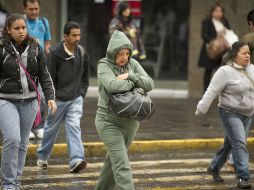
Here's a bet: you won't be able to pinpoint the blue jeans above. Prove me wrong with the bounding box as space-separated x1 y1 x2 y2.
228 113 252 165
37 96 85 167
0 99 37 189
210 107 251 180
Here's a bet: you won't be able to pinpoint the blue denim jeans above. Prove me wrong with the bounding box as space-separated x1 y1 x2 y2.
0 99 37 189
210 107 251 180
228 113 252 165
37 96 85 167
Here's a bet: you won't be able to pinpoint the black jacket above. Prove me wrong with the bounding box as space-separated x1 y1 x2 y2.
198 17 230 69
47 42 89 101
0 38 55 101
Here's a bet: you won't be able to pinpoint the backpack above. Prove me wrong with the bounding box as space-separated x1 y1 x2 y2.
78 45 85 57
40 17 48 34
78 44 89 61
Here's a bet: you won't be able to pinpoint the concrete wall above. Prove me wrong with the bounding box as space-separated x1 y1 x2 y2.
1 0 61 43
188 0 254 97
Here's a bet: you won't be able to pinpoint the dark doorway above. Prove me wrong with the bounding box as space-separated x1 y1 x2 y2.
142 0 190 80
68 0 190 80
68 0 112 76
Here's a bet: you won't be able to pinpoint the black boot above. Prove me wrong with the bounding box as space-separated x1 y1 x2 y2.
237 178 252 189
207 167 224 182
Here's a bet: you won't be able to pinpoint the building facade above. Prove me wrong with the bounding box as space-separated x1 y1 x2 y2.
2 0 254 97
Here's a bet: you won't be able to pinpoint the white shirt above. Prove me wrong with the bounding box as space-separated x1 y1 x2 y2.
212 18 225 32
63 42 74 57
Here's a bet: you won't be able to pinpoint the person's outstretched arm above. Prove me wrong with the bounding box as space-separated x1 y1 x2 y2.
196 67 228 115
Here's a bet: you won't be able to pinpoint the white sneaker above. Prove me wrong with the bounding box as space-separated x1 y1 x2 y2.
29 131 35 139
37 128 44 139
37 159 48 169
69 160 87 173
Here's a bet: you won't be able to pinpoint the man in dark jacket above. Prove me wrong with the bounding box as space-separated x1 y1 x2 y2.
37 21 89 173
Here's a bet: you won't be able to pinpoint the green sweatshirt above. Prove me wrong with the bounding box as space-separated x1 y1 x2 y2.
97 30 154 117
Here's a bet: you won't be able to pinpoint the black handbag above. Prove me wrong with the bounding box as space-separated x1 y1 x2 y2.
109 88 154 121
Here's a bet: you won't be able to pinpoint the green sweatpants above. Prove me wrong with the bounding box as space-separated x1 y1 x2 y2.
94 113 139 190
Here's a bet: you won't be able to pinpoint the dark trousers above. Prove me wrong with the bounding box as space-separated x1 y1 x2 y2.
203 68 213 93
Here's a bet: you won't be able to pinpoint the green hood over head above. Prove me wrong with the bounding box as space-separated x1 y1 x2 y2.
106 30 133 63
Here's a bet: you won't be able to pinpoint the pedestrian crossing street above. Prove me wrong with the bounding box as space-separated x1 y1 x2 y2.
21 158 254 190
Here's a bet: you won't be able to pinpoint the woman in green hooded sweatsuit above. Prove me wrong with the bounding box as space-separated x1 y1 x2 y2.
94 30 154 190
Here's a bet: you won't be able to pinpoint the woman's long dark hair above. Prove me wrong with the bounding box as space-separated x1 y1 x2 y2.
221 41 249 66
2 14 34 43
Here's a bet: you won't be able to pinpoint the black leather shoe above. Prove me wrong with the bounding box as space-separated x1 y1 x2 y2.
237 178 252 189
207 167 224 182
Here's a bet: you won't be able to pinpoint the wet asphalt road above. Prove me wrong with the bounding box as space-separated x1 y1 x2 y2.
21 97 254 189
2 97 254 189
22 150 254 190
28 97 254 144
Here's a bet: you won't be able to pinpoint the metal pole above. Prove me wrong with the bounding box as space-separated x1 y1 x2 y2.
60 0 68 41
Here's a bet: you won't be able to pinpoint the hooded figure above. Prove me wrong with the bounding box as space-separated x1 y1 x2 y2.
94 30 154 190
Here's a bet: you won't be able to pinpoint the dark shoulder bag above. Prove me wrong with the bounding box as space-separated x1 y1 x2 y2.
109 87 154 121
102 61 154 121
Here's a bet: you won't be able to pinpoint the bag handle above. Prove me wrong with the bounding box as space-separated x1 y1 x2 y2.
15 58 40 96
14 50 42 128
15 57 41 112
231 64 254 87
241 70 254 87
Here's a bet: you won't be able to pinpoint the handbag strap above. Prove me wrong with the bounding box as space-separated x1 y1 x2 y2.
241 70 254 87
15 57 40 99
230 63 254 87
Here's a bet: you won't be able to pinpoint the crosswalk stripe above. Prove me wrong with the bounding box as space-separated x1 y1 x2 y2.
150 185 233 190
22 167 254 181
21 158 254 189
24 158 254 172
24 158 213 171
21 174 253 189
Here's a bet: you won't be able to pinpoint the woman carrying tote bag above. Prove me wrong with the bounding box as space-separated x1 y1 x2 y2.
94 30 154 190
198 2 231 93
